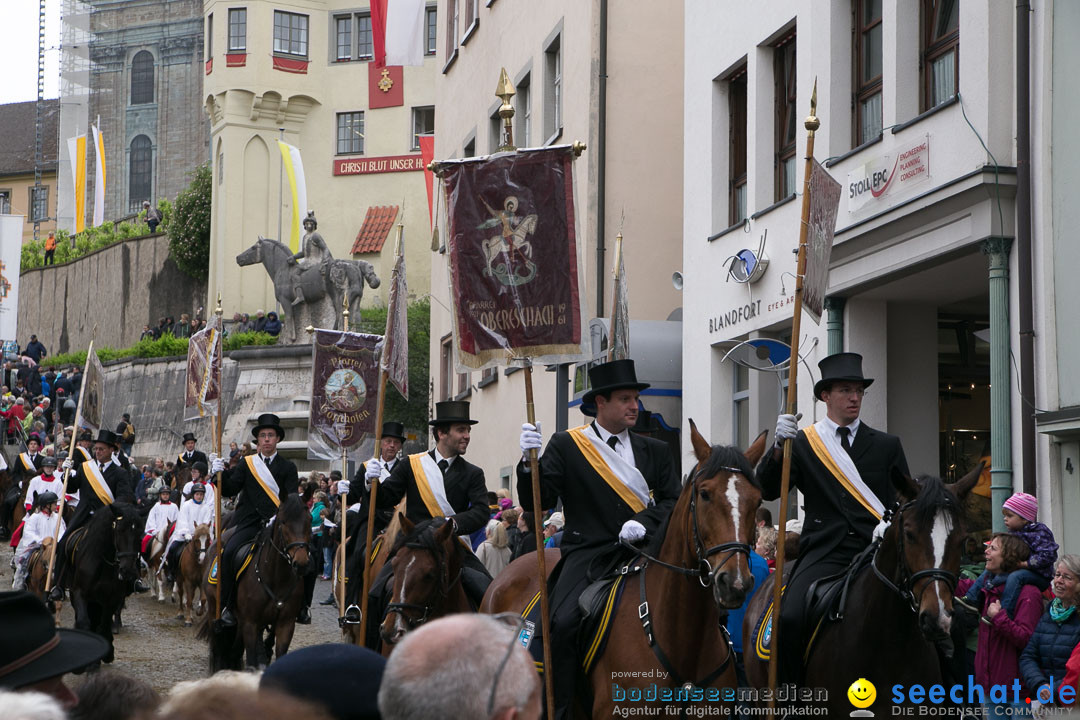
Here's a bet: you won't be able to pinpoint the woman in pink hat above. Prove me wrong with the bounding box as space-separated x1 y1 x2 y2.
960 491 1059 617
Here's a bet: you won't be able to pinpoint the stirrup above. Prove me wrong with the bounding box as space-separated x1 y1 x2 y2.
341 604 362 626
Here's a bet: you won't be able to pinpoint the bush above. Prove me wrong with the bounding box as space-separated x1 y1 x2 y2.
167 164 212 280
19 200 170 271
41 331 278 370
352 298 431 434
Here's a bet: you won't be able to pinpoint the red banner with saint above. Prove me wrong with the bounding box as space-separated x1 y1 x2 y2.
308 330 381 461
434 146 586 369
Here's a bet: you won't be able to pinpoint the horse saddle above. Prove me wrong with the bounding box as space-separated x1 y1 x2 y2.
207 540 258 585
576 559 642 674
63 526 90 562
801 544 876 661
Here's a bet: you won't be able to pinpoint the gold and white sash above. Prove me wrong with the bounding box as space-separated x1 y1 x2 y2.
567 425 651 513
19 453 36 472
76 446 92 463
408 453 455 518
804 422 884 520
82 460 115 506
244 455 281 507
0 451 7 471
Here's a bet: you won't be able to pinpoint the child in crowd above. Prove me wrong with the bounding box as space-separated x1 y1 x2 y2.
960 491 1058 615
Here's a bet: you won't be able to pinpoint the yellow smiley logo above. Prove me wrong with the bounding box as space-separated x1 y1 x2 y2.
847 678 876 709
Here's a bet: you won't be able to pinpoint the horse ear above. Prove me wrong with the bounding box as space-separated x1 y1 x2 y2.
946 461 984 501
889 465 920 501
398 513 414 536
435 518 455 543
744 430 769 467
689 419 711 464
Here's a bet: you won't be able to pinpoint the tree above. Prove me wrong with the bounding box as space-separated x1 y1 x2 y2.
355 297 431 435
168 163 212 279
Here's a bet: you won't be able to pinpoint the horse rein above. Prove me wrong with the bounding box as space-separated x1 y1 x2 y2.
384 539 463 631
870 501 958 614
255 519 308 609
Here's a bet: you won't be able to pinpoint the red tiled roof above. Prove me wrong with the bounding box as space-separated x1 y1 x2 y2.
351 205 399 254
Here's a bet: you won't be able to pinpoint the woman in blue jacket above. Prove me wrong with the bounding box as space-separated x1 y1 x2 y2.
1020 555 1080 712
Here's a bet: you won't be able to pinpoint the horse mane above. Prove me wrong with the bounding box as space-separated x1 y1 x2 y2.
79 502 137 561
389 517 451 559
909 474 961 529
646 444 758 555
192 523 212 542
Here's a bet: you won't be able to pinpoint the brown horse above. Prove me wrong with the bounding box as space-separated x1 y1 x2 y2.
340 499 406 647
479 548 561 613
177 523 212 627
197 493 310 670
25 537 62 622
481 421 766 717
378 515 473 655
742 466 981 715
144 523 174 603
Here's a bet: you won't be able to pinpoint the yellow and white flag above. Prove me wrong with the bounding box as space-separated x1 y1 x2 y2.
277 140 307 253
92 125 106 227
67 135 87 233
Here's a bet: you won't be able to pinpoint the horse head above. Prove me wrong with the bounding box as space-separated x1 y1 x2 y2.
271 494 311 573
193 523 212 564
880 463 981 652
110 503 143 584
236 236 289 269
677 419 767 610
381 515 460 647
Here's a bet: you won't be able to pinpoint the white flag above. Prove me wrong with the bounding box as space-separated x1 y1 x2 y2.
92 124 106 227
385 0 426 67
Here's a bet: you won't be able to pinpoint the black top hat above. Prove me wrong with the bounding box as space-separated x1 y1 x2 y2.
813 352 875 398
0 591 109 689
26 434 42 446
182 432 197 443
428 400 478 426
582 359 650 405
94 429 121 449
381 421 406 441
252 413 286 440
78 430 93 442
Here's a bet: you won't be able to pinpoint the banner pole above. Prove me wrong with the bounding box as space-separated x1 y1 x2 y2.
214 293 225 620
45 337 96 594
607 232 623 362
767 79 819 703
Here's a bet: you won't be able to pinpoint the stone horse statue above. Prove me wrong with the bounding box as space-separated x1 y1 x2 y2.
236 237 381 344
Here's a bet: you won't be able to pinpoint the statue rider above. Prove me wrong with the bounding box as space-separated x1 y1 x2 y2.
288 211 332 306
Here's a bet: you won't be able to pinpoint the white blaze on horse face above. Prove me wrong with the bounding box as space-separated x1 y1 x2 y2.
395 556 417 635
930 509 953 632
725 477 745 589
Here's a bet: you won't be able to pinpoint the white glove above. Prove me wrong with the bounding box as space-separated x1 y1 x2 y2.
208 452 219 466
619 520 646 543
520 422 542 455
62 458 74 471
337 479 351 495
364 460 383 490
210 457 225 474
774 413 802 443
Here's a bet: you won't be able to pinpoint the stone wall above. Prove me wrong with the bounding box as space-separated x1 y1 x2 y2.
18 233 206 355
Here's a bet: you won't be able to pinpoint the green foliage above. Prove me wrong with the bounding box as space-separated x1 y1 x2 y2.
167 163 212 280
41 331 278 370
353 298 431 435
20 199 172 271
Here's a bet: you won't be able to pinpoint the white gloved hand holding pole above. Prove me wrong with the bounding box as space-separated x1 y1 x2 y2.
619 519 646 543
210 457 225 475
774 413 802 444
520 422 542 460
62 458 74 472
337 479 351 496
364 459 383 490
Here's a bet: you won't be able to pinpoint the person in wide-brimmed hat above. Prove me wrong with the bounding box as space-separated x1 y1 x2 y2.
353 402 493 645
177 431 209 470
0 590 108 706
516 358 681 718
759 351 910 685
208 413 299 627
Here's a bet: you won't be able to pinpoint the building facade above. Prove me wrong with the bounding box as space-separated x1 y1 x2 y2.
429 0 686 492
683 0 1077 553
0 100 58 244
203 0 437 318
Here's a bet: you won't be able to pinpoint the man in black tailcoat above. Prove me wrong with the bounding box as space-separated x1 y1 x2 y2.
176 432 209 470
0 434 46 540
517 358 681 720
210 413 299 627
757 351 910 684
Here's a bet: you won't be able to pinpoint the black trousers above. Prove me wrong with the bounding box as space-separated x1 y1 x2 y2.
219 518 262 609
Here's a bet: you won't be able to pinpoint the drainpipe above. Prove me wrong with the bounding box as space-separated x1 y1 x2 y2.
1016 1 1036 495
595 0 608 315
825 297 845 355
984 238 1014 533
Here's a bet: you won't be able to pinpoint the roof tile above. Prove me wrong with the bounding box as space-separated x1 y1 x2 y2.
351 205 399 254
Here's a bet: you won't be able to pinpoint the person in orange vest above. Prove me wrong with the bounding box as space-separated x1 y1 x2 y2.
44 232 57 265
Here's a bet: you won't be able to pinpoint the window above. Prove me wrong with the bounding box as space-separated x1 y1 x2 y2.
411 106 435 150
274 11 309 57
490 110 502 153
480 367 497 388
336 112 364 155
218 150 224 184
335 15 352 60
29 186 48 222
129 135 152 212
516 74 531 147
228 8 247 51
462 0 478 40
445 0 459 59
130 51 154 105
426 7 437 55
456 368 470 398
544 37 562 142
0 190 10 215
774 35 797 200
922 0 958 109
440 336 453 401
855 0 883 144
733 362 750 450
357 13 373 61
463 137 475 158
728 66 747 225
206 14 213 60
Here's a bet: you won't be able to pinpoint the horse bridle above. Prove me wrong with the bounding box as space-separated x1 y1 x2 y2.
871 501 958 614
625 464 754 587
384 540 463 631
254 519 308 609
269 520 308 570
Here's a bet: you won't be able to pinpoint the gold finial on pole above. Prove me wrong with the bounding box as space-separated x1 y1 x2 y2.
805 78 820 134
342 291 350 330
496 67 516 152
215 291 223 318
